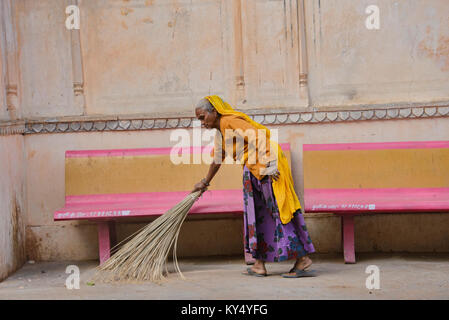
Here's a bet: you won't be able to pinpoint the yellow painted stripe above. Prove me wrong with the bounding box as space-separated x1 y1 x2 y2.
66 155 241 196
65 150 291 196
303 148 449 189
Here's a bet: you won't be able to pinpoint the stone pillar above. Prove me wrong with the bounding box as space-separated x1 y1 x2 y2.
0 0 20 121
297 0 310 104
232 0 245 105
68 0 86 115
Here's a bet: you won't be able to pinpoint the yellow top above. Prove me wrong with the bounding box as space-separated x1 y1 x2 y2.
205 95 301 224
214 113 272 181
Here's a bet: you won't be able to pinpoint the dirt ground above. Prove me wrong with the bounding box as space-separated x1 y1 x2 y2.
0 253 448 300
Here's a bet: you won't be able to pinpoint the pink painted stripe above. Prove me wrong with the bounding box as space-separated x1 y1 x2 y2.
303 140 449 151
54 189 243 220
66 146 213 158
304 188 449 213
66 143 290 158
63 190 240 205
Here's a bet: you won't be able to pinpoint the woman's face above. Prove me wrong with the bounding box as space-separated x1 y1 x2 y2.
195 107 220 129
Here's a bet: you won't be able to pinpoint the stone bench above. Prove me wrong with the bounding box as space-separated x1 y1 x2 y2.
54 143 291 264
303 140 449 263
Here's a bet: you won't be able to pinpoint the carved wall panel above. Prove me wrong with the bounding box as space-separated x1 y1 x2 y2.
239 0 308 109
80 0 233 115
16 0 81 117
305 0 449 107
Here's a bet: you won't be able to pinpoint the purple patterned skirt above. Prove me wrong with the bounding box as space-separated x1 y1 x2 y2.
243 166 315 262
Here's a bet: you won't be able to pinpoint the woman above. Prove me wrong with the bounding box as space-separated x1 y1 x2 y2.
192 95 315 278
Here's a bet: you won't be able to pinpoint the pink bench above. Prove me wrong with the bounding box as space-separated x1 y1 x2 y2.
303 140 449 263
55 144 292 264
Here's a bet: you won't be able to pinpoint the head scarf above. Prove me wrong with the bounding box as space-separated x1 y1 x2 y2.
205 95 301 224
205 95 271 138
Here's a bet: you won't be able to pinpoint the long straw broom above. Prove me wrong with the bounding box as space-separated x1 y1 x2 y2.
92 191 202 283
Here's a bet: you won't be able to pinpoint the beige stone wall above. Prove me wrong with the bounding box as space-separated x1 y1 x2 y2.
13 0 310 117
77 0 309 114
0 135 26 281
8 0 449 118
305 0 449 107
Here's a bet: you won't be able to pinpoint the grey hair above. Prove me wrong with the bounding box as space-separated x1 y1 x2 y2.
196 98 215 113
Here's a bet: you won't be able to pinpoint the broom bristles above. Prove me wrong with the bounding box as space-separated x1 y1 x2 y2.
92 191 201 283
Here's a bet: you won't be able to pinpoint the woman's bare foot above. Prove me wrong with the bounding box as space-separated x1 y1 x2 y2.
245 259 267 275
281 255 312 278
294 255 312 271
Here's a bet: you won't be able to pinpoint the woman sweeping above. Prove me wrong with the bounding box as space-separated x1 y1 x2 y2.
192 95 315 278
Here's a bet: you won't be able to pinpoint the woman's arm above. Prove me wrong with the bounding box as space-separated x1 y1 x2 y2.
192 161 222 193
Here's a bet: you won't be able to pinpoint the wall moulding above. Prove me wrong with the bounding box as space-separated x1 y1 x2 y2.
0 102 445 135
0 120 25 136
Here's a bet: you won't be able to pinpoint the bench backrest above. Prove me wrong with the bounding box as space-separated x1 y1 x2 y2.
303 141 449 213
65 143 292 197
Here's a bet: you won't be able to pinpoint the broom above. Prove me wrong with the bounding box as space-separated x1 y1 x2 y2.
92 190 202 283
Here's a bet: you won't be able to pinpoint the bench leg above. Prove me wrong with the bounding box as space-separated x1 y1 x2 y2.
97 221 116 265
341 215 356 264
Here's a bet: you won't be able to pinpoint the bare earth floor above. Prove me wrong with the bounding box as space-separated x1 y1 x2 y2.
0 253 448 300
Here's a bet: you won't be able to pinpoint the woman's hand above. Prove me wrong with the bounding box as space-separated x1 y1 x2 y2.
192 179 209 194
271 170 280 181
265 160 280 181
